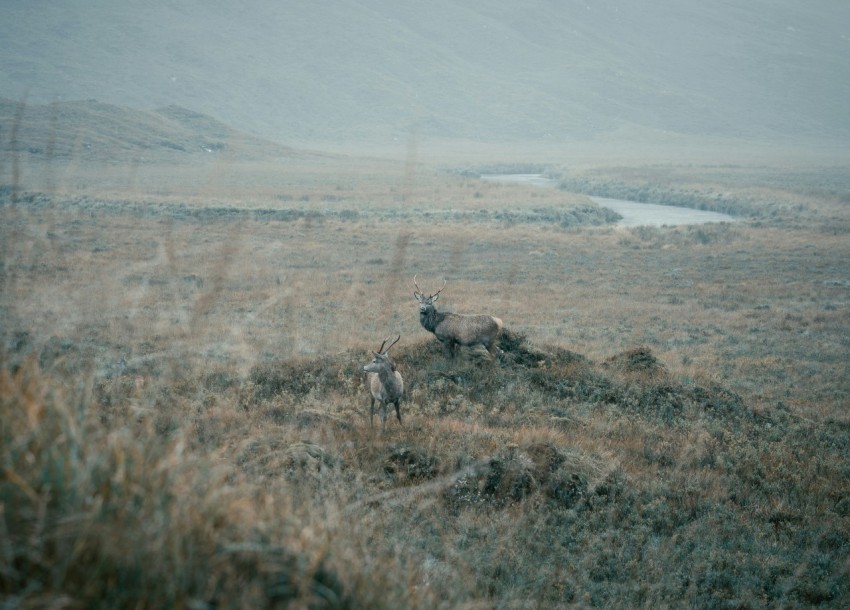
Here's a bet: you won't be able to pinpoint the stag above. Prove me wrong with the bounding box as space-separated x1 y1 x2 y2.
413 276 503 359
363 335 404 430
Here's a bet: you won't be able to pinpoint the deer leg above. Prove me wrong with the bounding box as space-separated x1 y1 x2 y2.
379 401 388 430
370 398 375 427
394 400 402 424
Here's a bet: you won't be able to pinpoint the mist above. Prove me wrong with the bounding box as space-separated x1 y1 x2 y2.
2 0 849 156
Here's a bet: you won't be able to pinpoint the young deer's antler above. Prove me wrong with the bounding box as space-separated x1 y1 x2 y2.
383 335 401 353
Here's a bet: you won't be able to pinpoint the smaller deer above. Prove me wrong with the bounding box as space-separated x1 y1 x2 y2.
363 335 404 430
414 276 503 359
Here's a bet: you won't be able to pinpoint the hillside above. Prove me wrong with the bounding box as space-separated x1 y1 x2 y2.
2 0 849 148
0 98 299 163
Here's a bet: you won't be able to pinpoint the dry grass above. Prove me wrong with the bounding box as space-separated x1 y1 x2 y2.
2 156 849 608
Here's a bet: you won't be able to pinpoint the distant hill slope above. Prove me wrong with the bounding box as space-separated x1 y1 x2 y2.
0 99 298 163
1 0 848 147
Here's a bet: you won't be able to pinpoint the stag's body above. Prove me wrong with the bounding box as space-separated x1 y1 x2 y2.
414 277 503 358
363 336 404 429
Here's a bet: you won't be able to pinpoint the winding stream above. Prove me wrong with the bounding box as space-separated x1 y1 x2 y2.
480 174 735 227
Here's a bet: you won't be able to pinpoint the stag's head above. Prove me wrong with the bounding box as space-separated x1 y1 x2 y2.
413 275 446 314
363 335 401 374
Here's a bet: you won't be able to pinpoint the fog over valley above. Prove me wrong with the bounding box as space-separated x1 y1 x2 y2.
2 0 849 157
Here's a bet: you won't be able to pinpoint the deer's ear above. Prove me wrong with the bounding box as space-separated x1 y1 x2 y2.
433 293 439 302
414 291 422 300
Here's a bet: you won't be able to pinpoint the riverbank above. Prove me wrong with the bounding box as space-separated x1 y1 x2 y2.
481 173 736 227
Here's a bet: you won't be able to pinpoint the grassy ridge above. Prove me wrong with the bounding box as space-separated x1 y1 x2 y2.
0 98 299 164
4 330 847 607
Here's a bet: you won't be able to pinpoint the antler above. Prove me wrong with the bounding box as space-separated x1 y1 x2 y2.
377 335 401 354
413 275 447 299
432 279 447 299
384 335 401 353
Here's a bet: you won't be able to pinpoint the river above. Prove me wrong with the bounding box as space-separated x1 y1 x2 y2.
480 174 735 227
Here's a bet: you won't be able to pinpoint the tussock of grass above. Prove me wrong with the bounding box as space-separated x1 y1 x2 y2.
1 360 349 609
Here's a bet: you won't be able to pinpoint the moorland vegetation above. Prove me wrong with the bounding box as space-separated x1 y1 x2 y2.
2 143 849 608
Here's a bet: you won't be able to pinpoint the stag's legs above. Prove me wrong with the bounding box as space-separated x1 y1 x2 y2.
371 400 401 431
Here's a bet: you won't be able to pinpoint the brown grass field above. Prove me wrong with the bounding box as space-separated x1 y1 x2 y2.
2 153 849 608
